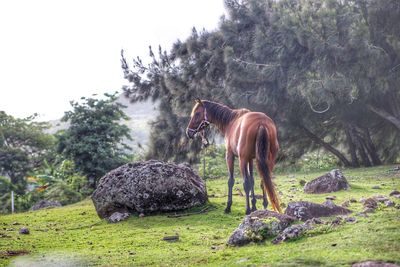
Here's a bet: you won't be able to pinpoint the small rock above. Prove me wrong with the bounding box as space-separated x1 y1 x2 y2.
19 227 30 235
330 216 343 226
12 222 20 225
388 166 400 172
163 235 179 242
384 200 395 207
371 186 381 190
139 213 145 218
345 217 357 223
304 169 349 194
299 179 307 186
363 198 378 210
107 212 130 223
373 195 389 203
389 190 400 197
350 198 357 203
326 196 336 200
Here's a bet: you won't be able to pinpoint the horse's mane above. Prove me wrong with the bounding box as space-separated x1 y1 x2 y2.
203 101 249 131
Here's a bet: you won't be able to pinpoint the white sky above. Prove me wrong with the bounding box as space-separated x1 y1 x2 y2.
0 0 225 121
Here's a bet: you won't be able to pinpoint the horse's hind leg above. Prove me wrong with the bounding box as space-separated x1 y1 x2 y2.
224 150 235 213
248 160 257 212
240 158 251 215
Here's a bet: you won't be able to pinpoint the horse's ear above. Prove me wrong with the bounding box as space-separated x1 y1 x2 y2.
195 98 203 106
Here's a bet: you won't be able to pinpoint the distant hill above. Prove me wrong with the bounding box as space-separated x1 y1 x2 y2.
46 94 159 150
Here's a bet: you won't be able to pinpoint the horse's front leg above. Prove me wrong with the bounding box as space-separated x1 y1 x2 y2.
240 158 251 215
224 150 235 213
248 160 257 212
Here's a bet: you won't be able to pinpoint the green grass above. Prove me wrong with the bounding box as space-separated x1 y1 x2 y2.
1 165 399 266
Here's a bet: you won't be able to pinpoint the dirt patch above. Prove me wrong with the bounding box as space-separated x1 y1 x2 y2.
0 233 11 238
0 250 30 258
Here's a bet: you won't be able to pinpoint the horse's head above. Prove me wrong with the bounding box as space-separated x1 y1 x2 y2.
186 99 209 140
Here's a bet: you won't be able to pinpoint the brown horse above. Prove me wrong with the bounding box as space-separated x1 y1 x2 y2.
186 99 281 214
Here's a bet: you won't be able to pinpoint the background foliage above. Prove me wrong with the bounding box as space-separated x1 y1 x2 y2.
121 0 400 166
57 93 133 188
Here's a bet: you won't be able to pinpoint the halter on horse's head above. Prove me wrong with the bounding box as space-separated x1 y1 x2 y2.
186 99 210 146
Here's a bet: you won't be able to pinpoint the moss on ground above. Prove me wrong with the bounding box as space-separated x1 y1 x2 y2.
1 166 399 266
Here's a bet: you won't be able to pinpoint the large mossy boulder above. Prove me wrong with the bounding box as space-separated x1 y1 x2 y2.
92 160 207 220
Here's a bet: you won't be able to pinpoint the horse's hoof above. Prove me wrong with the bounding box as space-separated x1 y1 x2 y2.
251 207 257 212
224 208 231 214
245 209 251 215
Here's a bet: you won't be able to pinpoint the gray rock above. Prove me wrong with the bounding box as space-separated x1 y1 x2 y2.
350 198 357 203
272 223 312 244
330 216 343 226
384 200 395 207
107 212 130 223
19 227 29 235
352 261 400 267
373 195 390 203
92 160 207 219
227 210 296 246
345 217 357 223
304 169 350 194
362 198 378 210
31 200 62 211
389 190 400 198
285 201 352 221
388 166 400 172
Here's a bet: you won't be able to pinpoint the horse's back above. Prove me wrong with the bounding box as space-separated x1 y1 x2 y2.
227 111 278 158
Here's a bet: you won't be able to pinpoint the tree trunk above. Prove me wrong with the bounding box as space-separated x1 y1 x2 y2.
356 135 372 167
345 125 360 167
300 125 351 167
367 104 400 131
358 127 382 166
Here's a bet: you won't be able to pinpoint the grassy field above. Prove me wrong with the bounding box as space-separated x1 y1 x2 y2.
1 165 399 266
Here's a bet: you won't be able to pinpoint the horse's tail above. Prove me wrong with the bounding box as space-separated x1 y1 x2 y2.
255 125 282 213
